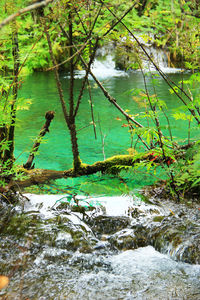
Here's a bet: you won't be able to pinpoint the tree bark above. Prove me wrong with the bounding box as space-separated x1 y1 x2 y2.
23 111 55 170
68 121 81 171
3 19 20 166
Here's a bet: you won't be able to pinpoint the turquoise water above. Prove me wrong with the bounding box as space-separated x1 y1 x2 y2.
15 71 198 194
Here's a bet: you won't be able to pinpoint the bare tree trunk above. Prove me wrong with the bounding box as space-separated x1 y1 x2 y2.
44 15 81 172
67 11 81 172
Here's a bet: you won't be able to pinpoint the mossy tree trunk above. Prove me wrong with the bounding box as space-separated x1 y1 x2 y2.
3 16 20 167
23 111 55 170
10 148 185 189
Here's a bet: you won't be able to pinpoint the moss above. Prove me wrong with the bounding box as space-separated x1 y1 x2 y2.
153 216 165 222
73 156 82 172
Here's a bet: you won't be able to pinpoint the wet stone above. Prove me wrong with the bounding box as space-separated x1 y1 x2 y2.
149 215 200 264
87 215 131 235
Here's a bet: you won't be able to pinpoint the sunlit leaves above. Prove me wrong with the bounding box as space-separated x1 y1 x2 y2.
16 98 32 111
173 112 191 121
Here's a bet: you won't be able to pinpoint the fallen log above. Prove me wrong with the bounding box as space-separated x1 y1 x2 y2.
9 152 173 189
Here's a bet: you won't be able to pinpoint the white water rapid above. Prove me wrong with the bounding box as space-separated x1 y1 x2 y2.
73 39 184 80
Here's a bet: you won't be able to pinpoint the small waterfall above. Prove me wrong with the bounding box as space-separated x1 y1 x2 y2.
75 44 127 79
72 38 183 80
143 47 168 70
142 46 183 73
90 54 127 79
135 34 183 73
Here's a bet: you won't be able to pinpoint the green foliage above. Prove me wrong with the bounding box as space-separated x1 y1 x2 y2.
171 72 200 126
0 159 27 187
55 194 100 211
173 144 200 195
1 0 199 72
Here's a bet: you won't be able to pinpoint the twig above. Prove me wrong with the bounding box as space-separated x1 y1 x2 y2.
0 0 55 29
74 38 99 117
87 79 97 139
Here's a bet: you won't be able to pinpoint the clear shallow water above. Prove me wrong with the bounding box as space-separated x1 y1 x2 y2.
15 70 199 194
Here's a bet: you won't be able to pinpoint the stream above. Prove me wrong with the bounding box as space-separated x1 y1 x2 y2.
0 54 200 299
0 192 199 299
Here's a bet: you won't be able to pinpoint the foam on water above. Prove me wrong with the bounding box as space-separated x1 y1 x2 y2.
73 54 127 79
68 246 200 299
24 193 165 218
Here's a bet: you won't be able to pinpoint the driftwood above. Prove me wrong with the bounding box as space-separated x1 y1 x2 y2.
23 111 55 170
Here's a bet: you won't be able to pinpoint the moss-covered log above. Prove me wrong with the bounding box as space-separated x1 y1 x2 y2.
8 142 193 190
8 151 176 190
9 154 140 189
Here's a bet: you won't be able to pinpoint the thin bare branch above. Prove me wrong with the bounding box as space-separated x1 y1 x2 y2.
87 78 97 139
103 1 137 37
0 0 55 30
74 38 99 117
81 57 144 129
44 22 69 124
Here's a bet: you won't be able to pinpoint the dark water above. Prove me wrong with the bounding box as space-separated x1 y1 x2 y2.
15 70 197 194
